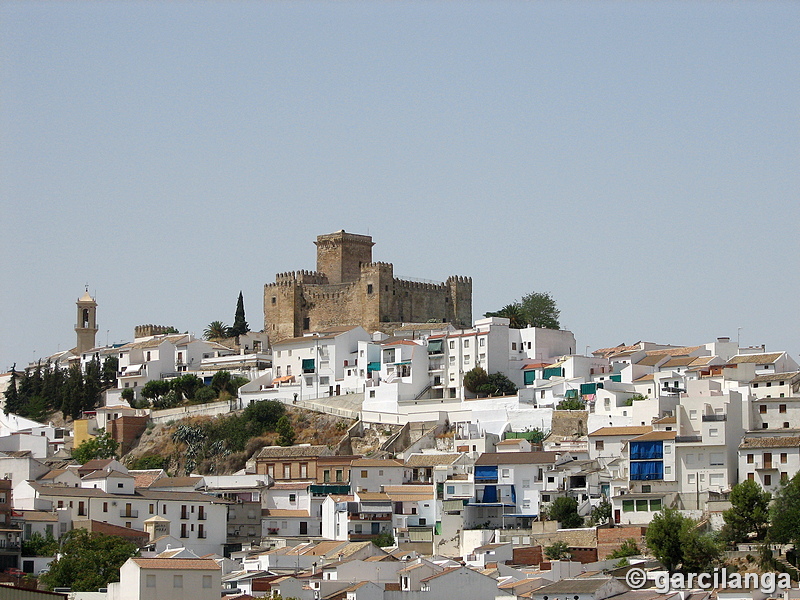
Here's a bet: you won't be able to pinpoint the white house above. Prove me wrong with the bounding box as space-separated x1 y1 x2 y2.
107 556 221 600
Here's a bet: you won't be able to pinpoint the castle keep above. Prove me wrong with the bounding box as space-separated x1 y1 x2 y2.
264 231 472 341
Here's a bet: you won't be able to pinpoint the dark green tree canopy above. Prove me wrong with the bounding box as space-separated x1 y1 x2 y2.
39 529 139 591
721 479 771 544
485 291 561 330
548 496 583 528
72 429 119 464
230 291 250 337
645 508 722 573
769 472 800 544
204 320 229 340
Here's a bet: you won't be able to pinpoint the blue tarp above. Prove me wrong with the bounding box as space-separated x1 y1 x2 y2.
631 461 663 480
482 485 498 503
475 465 498 482
630 440 663 460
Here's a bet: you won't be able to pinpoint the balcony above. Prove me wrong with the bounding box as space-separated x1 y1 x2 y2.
675 435 703 443
198 512 207 520
267 528 279 535
349 513 392 521
120 509 138 518
756 463 777 471
180 512 189 520
702 414 727 422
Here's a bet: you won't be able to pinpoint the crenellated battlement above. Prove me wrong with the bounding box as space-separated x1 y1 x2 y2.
274 270 329 285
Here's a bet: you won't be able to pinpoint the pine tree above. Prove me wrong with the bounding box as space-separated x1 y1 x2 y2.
4 365 19 415
230 291 249 337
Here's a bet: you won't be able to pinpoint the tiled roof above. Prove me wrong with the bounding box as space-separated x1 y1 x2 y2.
632 373 655 382
273 327 359 346
739 436 800 449
645 346 703 357
727 353 784 365
630 431 676 441
132 557 220 570
270 481 313 490
20 510 58 522
750 371 800 383
129 469 167 488
148 476 202 488
653 416 676 424
262 509 310 517
404 454 461 467
256 445 335 459
356 492 390 501
474 451 559 465
83 469 133 480
635 355 665 367
589 426 652 437
536 578 614 594
351 458 403 468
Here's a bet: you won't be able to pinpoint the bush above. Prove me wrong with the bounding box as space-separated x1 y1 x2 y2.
194 386 217 404
129 455 166 470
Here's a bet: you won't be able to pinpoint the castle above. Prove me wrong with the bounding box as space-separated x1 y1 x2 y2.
264 231 472 341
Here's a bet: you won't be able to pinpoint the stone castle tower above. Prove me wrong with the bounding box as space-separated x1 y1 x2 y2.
75 288 98 354
264 230 472 341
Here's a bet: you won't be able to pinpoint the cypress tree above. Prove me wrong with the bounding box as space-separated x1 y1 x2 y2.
230 291 249 337
4 365 19 415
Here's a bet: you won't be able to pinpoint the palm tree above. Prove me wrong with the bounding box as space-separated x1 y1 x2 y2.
204 321 229 340
485 303 525 329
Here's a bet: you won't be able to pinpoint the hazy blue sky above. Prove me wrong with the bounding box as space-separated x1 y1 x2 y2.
2 2 798 371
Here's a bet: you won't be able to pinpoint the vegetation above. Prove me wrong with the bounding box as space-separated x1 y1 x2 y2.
39 529 139 592
588 500 612 526
5 357 116 420
768 472 800 546
230 291 250 336
645 508 722 573
607 538 640 560
721 479 771 545
170 400 286 474
485 291 561 330
556 397 585 410
276 415 296 446
548 496 583 528
463 367 518 396
22 531 58 557
128 455 167 470
204 320 229 340
71 429 119 463
544 540 572 560
372 531 395 548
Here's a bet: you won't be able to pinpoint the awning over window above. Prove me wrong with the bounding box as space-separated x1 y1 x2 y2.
272 375 296 384
442 499 467 512
475 466 498 482
302 358 315 372
427 340 444 354
367 362 381 374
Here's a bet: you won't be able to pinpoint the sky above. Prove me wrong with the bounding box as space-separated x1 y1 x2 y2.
1 1 798 372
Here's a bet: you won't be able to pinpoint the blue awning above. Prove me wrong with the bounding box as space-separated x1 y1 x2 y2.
475 465 498 482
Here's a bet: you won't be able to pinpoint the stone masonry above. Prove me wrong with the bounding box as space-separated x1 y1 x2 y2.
264 230 472 341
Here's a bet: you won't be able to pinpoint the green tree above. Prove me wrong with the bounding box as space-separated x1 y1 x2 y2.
548 497 583 528
589 500 612 526
607 538 640 560
211 370 232 395
276 415 296 446
22 531 58 557
769 472 800 545
72 429 118 464
120 388 134 403
372 531 395 548
557 397 585 410
230 291 250 337
477 372 517 396
463 367 489 394
194 386 217 403
204 321 229 340
485 304 526 328
243 400 285 429
721 479 771 545
170 374 204 401
4 364 19 415
545 540 572 560
39 529 138 592
485 291 561 330
644 508 721 573
101 356 119 389
141 379 171 403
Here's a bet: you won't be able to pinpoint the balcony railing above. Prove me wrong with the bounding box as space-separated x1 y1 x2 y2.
120 509 138 518
702 414 727 422
675 435 703 443
349 513 392 521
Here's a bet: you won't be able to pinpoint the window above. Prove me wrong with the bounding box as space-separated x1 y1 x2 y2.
464 340 469 349
367 284 373 294
748 473 755 481
710 453 724 466
272 296 277 304
369 390 375 398
760 405 767 414
595 440 604 451
300 463 308 478
782 472 789 482
449 341 455 350
463 355 470 363
361 470 368 478
323 470 331 483
203 575 212 589
622 500 634 512
511 343 517 350
501 469 510 478
146 575 156 588
785 422 791 428
283 464 291 478
709 428 719 437
688 474 696 484
689 410 697 420
447 485 455 494
522 479 530 489
480 338 486 347
780 404 787 413
149 504 154 514
276 366 282 377
641 485 651 493
174 575 183 588
665 466 671 475
781 453 788 463
289 494 296 503
103 502 108 512
664 444 672 454
765 474 772 486
335 469 343 482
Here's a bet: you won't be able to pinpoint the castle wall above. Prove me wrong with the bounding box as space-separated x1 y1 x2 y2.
264 233 472 340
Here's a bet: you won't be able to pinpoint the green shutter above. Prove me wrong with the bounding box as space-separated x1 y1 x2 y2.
524 370 537 385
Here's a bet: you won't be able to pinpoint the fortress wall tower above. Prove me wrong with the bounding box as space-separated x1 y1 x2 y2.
315 230 374 285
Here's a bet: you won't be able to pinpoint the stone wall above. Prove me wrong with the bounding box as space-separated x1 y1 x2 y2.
596 525 647 559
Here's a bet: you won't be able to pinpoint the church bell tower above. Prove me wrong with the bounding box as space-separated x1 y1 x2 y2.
75 288 98 354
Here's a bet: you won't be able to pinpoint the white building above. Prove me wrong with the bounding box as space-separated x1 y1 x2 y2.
107 556 221 600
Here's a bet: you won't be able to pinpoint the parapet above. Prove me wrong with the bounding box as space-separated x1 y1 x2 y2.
134 324 176 339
